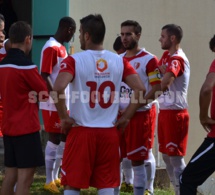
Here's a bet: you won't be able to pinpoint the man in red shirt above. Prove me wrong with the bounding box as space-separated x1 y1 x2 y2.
180 35 215 194
0 21 48 195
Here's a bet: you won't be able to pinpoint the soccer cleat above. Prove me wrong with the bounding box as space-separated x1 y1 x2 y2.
120 181 133 193
54 178 62 187
44 181 60 193
144 189 153 195
120 182 127 192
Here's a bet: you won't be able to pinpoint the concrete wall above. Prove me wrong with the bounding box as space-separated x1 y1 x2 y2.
69 0 215 164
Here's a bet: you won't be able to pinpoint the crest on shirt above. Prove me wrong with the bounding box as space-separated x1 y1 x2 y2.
96 58 108 72
134 62 140 69
60 63 67 70
170 60 179 70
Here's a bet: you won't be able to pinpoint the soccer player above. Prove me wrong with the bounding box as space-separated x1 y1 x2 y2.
119 20 161 195
157 24 190 195
0 21 48 195
179 35 215 195
53 14 146 195
39 16 76 193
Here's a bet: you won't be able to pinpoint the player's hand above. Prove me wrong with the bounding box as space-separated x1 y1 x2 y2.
61 117 78 135
114 116 130 133
200 116 215 133
159 65 167 74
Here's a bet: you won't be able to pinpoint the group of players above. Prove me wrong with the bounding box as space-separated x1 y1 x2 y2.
0 12 215 195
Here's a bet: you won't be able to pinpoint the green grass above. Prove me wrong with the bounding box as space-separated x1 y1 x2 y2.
30 175 174 195
0 174 174 195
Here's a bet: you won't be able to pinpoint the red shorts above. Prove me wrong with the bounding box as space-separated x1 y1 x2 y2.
158 109 189 156
42 110 61 133
120 107 156 161
61 126 120 189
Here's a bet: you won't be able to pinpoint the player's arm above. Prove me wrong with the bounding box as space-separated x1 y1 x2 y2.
41 72 53 92
53 72 72 119
199 72 215 132
53 56 76 134
161 72 175 92
144 58 162 104
40 47 57 92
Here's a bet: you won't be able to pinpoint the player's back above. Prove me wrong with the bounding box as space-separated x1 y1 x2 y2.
67 49 125 127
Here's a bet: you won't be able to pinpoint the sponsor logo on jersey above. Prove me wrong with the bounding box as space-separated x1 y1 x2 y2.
96 58 108 72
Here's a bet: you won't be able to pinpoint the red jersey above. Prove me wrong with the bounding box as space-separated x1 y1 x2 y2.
0 48 48 136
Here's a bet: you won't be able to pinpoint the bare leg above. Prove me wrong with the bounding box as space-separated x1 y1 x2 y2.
0 167 17 195
15 167 35 195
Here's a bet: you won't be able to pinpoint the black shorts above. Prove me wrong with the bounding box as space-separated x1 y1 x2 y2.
3 131 45 168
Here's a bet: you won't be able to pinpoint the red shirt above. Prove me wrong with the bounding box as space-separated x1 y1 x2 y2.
0 48 48 136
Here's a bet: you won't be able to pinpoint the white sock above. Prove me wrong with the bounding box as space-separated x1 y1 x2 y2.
170 156 186 195
132 164 146 195
122 158 133 184
144 149 156 192
162 154 176 192
45 141 58 184
53 141 65 180
98 188 114 195
64 189 80 195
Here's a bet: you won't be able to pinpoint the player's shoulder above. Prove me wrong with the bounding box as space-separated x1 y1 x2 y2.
42 37 61 50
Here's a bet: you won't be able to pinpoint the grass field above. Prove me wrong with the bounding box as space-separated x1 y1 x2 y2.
0 168 174 195
29 174 174 195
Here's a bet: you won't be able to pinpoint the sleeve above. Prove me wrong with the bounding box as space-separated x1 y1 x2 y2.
146 57 161 85
166 56 184 77
122 58 137 81
24 67 48 93
209 59 215 73
59 55 76 80
40 47 57 74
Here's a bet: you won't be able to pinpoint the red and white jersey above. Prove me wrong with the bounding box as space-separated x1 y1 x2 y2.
60 50 137 127
39 37 69 111
158 49 190 110
119 48 161 111
0 48 48 136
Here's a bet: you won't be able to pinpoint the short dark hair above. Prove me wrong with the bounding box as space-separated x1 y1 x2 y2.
121 20 142 34
9 21 32 43
162 24 183 43
58 16 76 30
209 35 215 52
80 14 105 44
113 36 123 51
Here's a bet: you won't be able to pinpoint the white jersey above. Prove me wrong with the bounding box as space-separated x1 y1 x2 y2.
158 49 190 110
60 50 136 127
39 37 69 111
119 48 160 111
